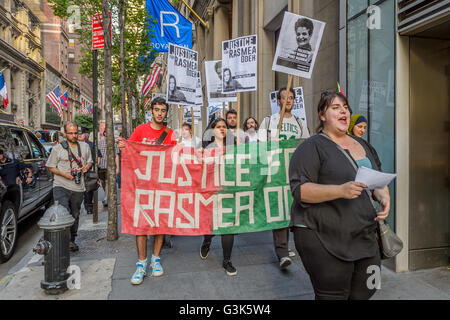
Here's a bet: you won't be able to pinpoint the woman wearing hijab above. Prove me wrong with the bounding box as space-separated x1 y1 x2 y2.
348 114 368 138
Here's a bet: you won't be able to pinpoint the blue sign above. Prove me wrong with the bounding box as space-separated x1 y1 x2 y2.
145 0 192 52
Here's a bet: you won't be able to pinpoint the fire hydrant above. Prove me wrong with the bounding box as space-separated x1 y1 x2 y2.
33 201 74 295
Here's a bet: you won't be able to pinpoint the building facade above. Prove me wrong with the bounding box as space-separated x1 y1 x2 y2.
0 0 45 128
161 0 449 272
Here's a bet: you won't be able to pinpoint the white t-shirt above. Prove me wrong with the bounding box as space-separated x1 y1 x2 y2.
258 113 310 141
181 136 202 148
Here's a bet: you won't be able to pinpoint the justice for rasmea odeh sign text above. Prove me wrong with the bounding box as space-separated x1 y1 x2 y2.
272 12 325 79
222 35 258 93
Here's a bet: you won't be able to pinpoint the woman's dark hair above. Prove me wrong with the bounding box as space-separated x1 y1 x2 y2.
316 91 351 133
210 117 228 130
242 117 259 131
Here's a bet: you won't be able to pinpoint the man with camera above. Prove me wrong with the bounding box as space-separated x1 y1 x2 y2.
47 122 93 251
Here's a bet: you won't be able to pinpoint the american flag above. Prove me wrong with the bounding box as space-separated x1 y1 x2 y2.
87 104 93 114
141 62 162 97
46 85 62 117
81 100 89 114
60 90 69 111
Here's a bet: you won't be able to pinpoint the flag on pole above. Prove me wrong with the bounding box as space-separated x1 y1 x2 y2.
337 82 345 96
81 100 89 114
46 85 62 117
87 104 93 114
0 73 8 108
60 90 69 111
141 62 162 97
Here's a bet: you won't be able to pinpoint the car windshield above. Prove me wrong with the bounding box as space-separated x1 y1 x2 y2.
36 130 54 143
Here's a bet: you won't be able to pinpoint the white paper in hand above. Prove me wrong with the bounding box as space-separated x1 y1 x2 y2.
355 167 397 190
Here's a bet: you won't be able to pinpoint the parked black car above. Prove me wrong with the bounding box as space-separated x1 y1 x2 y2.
0 122 53 263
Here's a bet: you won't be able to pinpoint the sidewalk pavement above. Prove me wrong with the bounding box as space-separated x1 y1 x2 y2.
0 203 449 300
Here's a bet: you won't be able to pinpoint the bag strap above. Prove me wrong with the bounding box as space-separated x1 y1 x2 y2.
294 115 304 138
62 141 83 169
155 127 169 145
319 132 377 210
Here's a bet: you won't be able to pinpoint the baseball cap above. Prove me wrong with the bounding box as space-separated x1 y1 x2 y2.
78 127 89 134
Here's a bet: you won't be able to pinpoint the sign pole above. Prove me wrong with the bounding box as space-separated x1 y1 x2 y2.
276 74 293 140
190 105 194 140
222 102 225 119
178 105 183 143
92 49 99 224
236 93 240 145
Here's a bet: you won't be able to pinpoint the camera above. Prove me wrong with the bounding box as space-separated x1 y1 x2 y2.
71 170 82 184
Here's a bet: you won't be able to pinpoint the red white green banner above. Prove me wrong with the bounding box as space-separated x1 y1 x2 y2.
121 139 301 235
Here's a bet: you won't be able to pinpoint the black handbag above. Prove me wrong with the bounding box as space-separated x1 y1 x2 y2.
319 133 403 259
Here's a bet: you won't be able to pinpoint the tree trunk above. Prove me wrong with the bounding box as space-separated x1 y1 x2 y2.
102 0 118 241
119 0 128 139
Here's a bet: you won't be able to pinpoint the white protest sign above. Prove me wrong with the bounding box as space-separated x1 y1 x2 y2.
195 72 203 106
272 12 325 79
222 35 257 93
167 43 198 105
183 105 201 124
205 60 237 104
152 92 166 101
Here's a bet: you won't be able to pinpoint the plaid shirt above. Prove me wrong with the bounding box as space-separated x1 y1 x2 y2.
98 138 118 169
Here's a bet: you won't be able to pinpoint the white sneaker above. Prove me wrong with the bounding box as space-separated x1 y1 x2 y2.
280 256 292 269
288 249 296 257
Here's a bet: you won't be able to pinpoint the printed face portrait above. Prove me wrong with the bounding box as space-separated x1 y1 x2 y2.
169 76 176 91
223 69 231 83
296 26 312 48
215 62 222 80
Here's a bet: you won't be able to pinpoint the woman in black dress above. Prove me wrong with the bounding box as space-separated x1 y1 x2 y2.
289 91 390 300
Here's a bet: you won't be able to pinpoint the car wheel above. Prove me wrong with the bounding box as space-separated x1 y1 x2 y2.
0 201 18 263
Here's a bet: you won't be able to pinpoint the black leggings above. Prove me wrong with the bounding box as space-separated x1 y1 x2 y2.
293 227 380 300
203 234 234 261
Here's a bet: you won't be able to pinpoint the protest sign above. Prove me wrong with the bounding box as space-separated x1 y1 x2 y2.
183 105 201 124
195 72 203 106
221 35 258 93
152 92 166 101
145 110 152 123
272 12 325 79
121 139 302 235
207 103 229 124
205 60 237 103
167 43 198 105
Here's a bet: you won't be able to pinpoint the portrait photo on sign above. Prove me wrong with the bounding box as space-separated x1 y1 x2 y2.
222 35 258 93
205 60 237 104
166 43 198 105
272 12 325 79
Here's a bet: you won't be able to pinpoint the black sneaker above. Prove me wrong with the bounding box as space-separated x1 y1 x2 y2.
223 260 237 276
69 241 79 252
200 242 210 260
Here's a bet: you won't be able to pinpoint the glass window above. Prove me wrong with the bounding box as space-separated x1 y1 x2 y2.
26 132 44 159
10 129 32 160
348 0 368 18
347 14 368 117
369 0 396 227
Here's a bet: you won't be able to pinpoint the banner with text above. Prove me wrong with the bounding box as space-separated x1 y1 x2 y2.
121 139 302 236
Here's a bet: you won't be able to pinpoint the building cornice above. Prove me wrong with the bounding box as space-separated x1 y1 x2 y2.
0 38 44 75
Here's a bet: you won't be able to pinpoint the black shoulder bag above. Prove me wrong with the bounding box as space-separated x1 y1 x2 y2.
319 133 403 260
61 141 100 192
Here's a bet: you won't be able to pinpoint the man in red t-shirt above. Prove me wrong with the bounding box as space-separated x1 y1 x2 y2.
118 97 176 285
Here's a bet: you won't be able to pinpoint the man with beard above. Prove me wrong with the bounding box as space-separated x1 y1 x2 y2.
118 97 176 285
47 122 93 251
242 117 259 143
225 109 246 144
